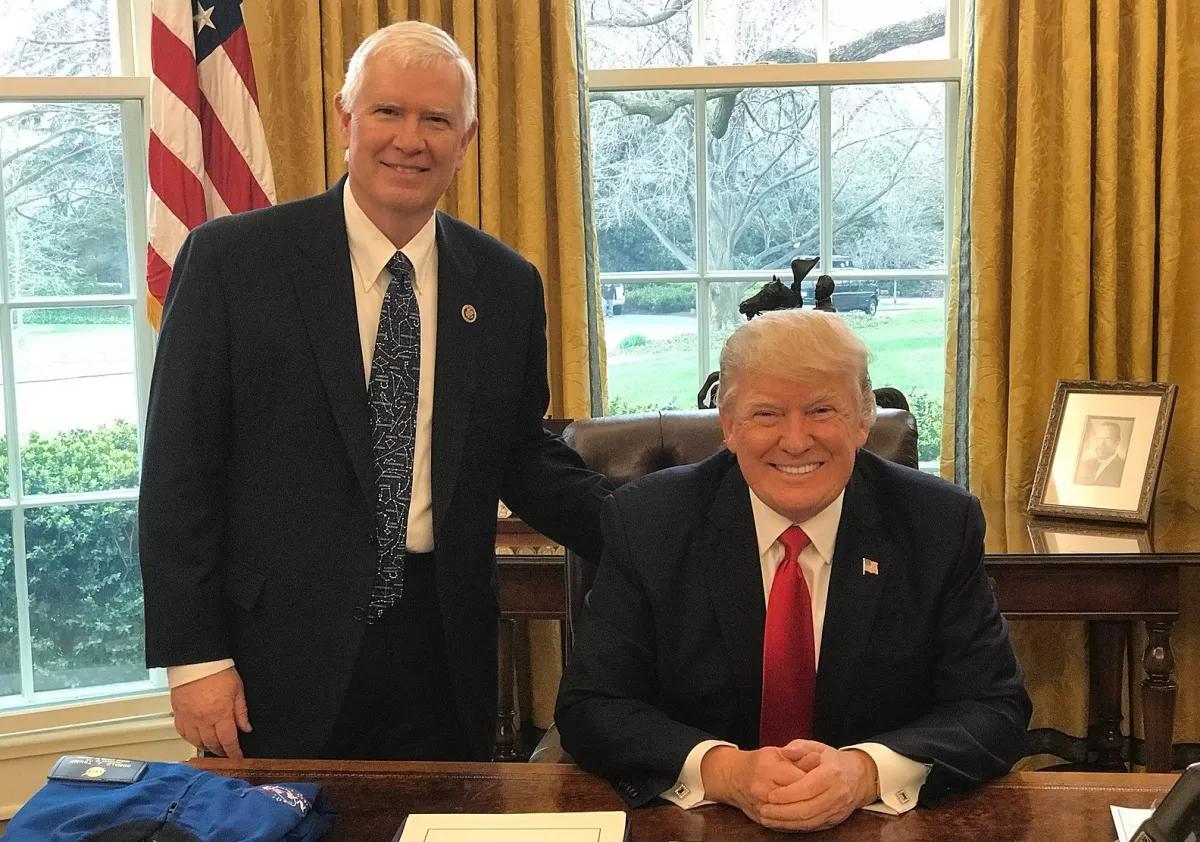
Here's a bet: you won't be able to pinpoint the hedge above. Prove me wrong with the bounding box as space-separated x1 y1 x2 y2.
0 420 144 695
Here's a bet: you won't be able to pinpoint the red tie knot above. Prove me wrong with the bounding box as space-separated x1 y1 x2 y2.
778 525 811 564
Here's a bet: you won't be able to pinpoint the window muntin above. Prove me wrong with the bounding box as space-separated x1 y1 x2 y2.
0 2 152 711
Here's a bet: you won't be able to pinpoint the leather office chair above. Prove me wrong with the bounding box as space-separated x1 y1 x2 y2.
529 404 918 762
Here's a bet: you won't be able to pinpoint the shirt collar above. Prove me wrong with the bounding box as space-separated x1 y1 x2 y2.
748 487 844 566
343 182 438 293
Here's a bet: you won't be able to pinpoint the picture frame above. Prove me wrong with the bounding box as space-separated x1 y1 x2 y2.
1027 519 1152 555
1028 380 1177 524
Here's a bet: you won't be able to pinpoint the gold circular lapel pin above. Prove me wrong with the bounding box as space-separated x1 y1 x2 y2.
461 304 477 323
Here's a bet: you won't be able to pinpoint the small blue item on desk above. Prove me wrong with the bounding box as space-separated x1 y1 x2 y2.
6 755 335 841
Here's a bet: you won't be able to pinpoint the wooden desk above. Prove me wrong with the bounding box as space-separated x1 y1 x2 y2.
983 499 1200 772
190 760 1174 841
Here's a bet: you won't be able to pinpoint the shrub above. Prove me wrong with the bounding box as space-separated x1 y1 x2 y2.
606 394 680 415
624 284 694 315
20 308 131 326
617 334 648 351
0 420 145 694
905 388 945 463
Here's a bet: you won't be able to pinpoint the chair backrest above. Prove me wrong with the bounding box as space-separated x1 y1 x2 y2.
561 406 918 652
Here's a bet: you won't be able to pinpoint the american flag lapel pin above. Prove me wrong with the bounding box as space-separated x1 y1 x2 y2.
862 558 879 576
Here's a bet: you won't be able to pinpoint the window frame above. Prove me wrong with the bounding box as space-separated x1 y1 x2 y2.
0 0 160 715
586 0 963 406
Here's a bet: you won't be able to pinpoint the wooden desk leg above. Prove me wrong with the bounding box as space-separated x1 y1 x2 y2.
1141 621 1177 772
492 619 520 762
1088 620 1128 771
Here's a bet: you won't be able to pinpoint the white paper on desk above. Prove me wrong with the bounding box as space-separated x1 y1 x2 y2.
394 811 627 842
1111 805 1153 842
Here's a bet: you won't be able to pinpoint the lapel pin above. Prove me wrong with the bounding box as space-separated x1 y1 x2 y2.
862 558 879 576
461 304 477 323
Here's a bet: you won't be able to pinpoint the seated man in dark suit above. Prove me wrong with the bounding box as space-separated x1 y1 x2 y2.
556 309 1031 832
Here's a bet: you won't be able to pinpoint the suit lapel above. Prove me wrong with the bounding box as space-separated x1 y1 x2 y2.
813 460 896 740
703 457 768 744
430 213 482 539
291 180 375 507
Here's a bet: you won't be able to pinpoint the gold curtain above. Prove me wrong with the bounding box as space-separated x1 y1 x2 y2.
243 0 600 420
948 0 1200 757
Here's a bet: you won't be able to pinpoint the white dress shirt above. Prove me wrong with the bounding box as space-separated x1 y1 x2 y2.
662 488 931 815
167 184 439 688
1090 453 1119 482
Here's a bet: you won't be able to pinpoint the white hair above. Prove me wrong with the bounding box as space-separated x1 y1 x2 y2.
718 309 877 427
340 21 477 125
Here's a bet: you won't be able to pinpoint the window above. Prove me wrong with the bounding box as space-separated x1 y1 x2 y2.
0 0 156 710
585 0 959 466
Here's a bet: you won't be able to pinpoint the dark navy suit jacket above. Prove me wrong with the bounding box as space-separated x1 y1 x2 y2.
139 179 609 759
556 448 1030 806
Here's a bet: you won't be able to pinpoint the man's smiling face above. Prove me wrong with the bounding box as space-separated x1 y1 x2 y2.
720 371 869 523
337 55 476 238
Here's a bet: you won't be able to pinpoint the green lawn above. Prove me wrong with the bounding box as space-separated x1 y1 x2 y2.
608 308 947 412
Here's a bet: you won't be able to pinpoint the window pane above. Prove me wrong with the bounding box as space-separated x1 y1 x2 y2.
583 1 694 69
831 83 945 271
27 500 144 692
830 0 948 62
1 101 131 297
0 0 117 76
14 306 139 495
855 303 945 465
702 0 819 66
708 280 764 365
604 283 698 414
590 95 696 272
706 86 820 281
0 511 16 697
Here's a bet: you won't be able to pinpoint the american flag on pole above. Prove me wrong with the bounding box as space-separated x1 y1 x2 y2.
146 0 275 327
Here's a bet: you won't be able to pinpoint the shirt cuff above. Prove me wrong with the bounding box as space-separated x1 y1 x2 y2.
166 659 235 688
845 742 930 815
660 739 736 808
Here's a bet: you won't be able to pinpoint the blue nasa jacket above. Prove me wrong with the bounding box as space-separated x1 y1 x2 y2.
6 757 334 841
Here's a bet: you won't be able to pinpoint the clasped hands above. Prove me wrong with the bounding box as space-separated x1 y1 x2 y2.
700 740 879 832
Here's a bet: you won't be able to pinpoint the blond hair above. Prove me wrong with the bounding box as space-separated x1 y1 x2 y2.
340 21 477 125
718 309 876 425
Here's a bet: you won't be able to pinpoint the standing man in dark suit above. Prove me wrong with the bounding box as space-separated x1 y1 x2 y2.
139 21 609 762
556 309 1030 832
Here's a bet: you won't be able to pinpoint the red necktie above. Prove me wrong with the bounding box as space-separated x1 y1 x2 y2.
760 525 816 747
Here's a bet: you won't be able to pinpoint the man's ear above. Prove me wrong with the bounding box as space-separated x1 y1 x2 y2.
719 407 738 453
335 93 352 146
455 119 479 168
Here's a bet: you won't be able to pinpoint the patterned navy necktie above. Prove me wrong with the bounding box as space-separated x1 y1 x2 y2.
365 251 420 622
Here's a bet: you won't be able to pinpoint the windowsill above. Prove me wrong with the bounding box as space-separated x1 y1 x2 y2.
0 690 171 737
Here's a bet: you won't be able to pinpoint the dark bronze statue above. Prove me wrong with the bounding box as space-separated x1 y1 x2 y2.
814 274 837 312
737 257 818 319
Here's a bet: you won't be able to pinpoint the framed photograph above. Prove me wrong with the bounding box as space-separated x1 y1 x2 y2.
1027 519 1152 555
1028 380 1177 524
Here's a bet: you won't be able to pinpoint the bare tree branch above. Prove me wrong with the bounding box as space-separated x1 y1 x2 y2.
4 141 112 197
588 0 694 28
587 9 946 137
630 201 694 270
